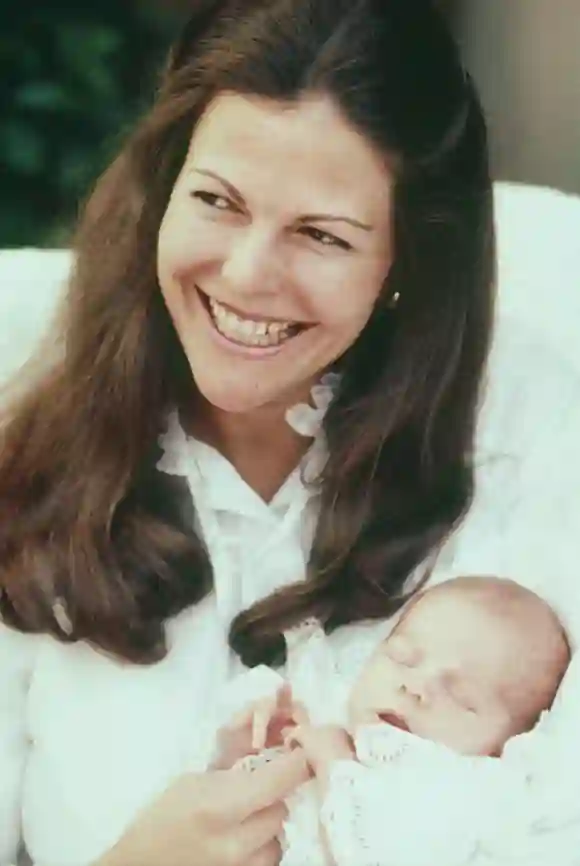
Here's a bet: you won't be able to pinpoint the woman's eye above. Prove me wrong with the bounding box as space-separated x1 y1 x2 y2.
301 226 352 250
191 190 234 211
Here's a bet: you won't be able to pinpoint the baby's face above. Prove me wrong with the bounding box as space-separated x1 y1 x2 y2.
348 589 533 756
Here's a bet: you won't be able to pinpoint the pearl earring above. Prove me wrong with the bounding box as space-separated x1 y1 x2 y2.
53 597 73 635
388 291 401 309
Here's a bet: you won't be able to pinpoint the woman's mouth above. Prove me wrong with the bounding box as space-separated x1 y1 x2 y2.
198 287 309 349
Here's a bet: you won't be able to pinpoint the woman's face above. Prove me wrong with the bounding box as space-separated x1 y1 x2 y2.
157 92 395 414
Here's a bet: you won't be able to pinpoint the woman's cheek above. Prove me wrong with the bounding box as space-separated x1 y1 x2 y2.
309 274 377 333
160 217 222 275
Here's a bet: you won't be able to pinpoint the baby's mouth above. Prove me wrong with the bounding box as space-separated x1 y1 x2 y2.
376 711 410 732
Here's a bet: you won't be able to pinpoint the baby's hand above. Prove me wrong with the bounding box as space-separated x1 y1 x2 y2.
214 683 309 769
284 724 355 781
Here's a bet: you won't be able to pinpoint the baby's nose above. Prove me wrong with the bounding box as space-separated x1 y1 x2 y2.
399 668 436 704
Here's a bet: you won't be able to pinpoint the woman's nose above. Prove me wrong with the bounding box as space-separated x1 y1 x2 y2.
220 226 282 295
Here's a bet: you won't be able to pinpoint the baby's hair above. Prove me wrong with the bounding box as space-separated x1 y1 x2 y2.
431 574 554 614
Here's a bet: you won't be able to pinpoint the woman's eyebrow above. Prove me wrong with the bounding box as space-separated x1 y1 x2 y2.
298 213 374 231
191 168 245 206
190 167 374 231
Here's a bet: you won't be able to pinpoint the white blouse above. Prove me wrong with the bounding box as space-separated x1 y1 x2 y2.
2 313 580 866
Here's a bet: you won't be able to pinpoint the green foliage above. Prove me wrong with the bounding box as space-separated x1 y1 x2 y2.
0 1 178 247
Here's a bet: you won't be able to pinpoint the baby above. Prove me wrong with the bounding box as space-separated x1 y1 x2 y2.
342 574 570 758
215 576 570 866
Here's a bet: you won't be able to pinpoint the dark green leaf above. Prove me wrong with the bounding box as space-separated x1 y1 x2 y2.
15 82 75 112
0 121 47 175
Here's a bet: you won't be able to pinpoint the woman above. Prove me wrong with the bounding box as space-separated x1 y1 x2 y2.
1 1 579 864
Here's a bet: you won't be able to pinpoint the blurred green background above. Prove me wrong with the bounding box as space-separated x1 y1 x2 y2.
1 1 578 248
0 0 188 248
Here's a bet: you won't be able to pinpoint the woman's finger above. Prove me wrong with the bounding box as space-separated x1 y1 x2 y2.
276 681 293 714
263 691 305 748
227 701 260 731
252 696 278 750
223 749 310 821
211 725 257 770
237 801 287 853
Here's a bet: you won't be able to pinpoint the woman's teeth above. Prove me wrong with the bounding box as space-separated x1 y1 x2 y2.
208 296 300 347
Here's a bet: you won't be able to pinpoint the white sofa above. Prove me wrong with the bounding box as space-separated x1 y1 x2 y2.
1 182 579 386
492 182 580 373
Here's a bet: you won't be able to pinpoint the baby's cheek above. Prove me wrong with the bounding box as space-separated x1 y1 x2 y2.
451 714 511 757
411 708 482 755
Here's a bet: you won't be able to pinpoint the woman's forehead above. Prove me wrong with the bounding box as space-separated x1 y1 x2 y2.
185 92 394 219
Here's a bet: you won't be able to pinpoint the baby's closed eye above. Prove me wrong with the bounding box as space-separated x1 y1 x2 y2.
384 634 421 667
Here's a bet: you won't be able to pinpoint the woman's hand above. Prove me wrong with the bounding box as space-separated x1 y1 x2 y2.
213 683 310 767
98 750 310 866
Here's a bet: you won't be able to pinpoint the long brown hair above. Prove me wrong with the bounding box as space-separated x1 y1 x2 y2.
0 0 495 666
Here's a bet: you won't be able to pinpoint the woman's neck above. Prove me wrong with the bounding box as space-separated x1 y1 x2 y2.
184 395 312 502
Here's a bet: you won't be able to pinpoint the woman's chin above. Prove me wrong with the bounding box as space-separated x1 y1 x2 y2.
193 378 282 416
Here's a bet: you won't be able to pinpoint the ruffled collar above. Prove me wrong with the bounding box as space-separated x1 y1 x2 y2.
284 371 340 438
155 371 340 625
156 371 340 515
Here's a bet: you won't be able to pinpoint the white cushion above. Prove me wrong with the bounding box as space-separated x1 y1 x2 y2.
0 247 71 387
493 182 580 373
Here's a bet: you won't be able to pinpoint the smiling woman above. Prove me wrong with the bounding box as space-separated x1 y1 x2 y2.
1 1 580 866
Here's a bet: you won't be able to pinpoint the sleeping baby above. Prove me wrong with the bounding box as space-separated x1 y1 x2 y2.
213 576 570 866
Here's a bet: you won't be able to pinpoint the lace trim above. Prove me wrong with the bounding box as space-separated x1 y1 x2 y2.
281 781 329 866
156 371 339 503
234 746 287 772
319 712 580 866
284 372 340 438
353 722 483 768
320 759 484 866
158 370 340 478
